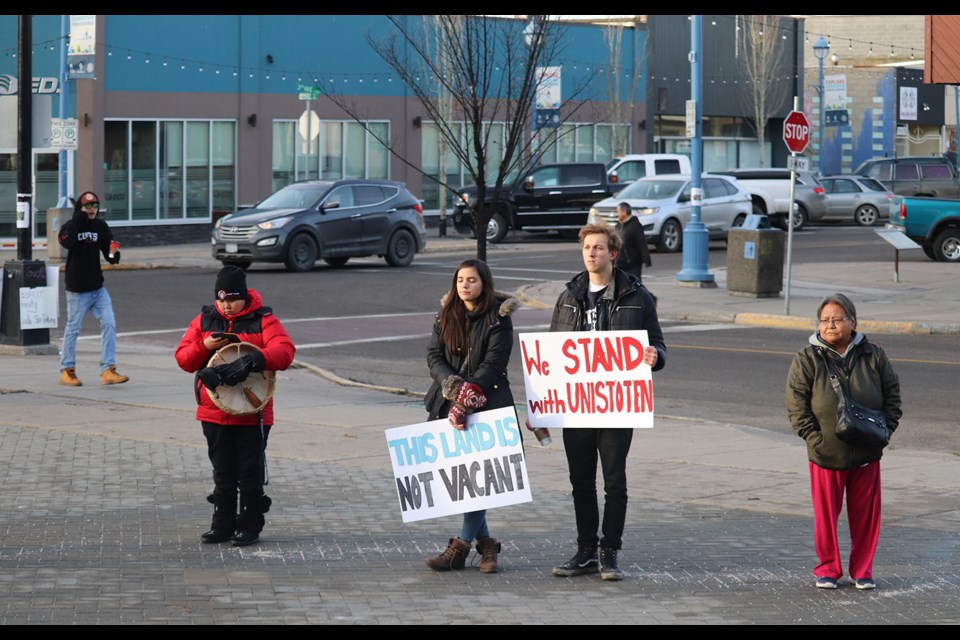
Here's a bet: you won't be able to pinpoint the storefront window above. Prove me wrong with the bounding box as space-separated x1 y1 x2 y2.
345 122 365 179
368 122 389 179
160 121 183 219
185 121 209 219
321 121 342 179
212 121 235 214
0 153 15 238
273 121 295 191
131 121 157 220
104 121 128 221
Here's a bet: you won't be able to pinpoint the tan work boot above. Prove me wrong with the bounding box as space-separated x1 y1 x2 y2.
101 366 129 385
424 537 471 571
475 536 501 573
59 368 82 386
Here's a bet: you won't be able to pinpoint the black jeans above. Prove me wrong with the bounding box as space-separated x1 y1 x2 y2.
202 422 271 496
562 428 634 550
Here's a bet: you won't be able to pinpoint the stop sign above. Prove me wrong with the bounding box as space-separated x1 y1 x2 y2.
783 110 811 154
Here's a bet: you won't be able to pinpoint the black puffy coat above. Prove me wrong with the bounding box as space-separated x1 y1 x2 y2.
425 293 519 421
550 268 666 372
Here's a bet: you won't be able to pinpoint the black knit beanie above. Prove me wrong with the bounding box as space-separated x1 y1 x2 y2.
215 266 248 301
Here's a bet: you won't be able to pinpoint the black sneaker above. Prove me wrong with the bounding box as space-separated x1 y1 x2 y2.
599 547 624 581
552 545 599 577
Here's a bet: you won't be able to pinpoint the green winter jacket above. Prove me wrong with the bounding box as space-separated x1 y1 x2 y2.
786 332 902 471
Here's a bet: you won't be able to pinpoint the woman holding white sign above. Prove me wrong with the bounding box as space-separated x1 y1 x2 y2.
423 259 520 573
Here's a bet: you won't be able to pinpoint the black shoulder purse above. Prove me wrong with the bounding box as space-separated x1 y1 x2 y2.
816 348 890 450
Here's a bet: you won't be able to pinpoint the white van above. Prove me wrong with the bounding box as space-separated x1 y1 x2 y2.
606 153 692 189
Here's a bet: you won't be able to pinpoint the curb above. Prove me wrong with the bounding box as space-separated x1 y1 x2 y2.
293 359 424 398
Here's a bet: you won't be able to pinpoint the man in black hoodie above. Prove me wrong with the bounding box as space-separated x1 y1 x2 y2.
57 191 129 386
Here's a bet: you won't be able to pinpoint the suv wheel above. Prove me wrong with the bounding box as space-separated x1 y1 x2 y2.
486 213 508 244
922 244 936 260
932 228 960 262
854 204 879 227
657 219 682 252
385 229 416 267
284 234 318 272
791 204 808 232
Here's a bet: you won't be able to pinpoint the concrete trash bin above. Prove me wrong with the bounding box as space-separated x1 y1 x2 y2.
726 214 784 298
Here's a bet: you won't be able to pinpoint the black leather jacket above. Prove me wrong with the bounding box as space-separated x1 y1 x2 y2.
550 268 666 372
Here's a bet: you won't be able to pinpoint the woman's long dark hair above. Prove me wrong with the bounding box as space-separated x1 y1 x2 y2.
438 259 496 353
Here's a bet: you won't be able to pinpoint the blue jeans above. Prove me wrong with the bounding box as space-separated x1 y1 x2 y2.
59 288 117 374
459 510 489 543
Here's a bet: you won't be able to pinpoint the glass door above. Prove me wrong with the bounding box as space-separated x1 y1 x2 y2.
34 151 60 246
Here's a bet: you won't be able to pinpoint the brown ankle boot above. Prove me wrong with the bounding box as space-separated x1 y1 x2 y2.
424 537 471 571
475 536 501 573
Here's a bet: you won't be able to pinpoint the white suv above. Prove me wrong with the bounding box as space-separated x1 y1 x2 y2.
588 174 752 252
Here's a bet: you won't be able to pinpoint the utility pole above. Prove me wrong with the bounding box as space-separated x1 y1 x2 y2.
1 15 53 351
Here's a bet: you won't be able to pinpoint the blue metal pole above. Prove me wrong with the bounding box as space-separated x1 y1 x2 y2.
818 55 825 175
676 14 715 285
56 14 70 208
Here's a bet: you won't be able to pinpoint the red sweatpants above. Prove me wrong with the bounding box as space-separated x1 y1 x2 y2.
809 460 882 580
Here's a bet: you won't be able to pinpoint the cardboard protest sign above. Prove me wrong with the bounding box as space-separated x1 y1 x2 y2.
385 406 532 523
520 330 654 430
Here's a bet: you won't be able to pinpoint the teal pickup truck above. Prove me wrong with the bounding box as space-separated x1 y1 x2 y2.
890 196 960 262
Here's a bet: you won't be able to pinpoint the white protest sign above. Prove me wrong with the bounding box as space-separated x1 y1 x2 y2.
385 406 532 524
520 330 654 430
19 286 59 329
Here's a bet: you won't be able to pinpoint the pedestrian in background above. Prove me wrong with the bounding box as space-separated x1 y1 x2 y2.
175 266 296 547
615 202 652 282
423 259 520 573
550 222 665 581
786 293 902 590
57 191 128 387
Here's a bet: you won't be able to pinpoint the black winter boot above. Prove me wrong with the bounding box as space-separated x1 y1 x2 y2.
202 491 237 544
599 547 624 581
232 493 271 547
552 544 599 577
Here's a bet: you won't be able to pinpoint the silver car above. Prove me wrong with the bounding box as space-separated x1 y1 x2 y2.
588 174 752 252
818 175 895 226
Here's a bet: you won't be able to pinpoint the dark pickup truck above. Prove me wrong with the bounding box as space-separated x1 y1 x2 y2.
890 196 960 262
452 162 616 243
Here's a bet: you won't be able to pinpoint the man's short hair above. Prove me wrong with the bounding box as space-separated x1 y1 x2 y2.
617 202 632 215
578 222 622 253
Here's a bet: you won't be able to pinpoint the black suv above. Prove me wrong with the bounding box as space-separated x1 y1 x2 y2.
212 179 427 272
854 156 960 198
452 162 615 242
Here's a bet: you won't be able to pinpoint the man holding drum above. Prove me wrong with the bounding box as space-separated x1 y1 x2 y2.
176 266 296 546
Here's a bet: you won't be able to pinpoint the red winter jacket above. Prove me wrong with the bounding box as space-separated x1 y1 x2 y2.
175 289 296 426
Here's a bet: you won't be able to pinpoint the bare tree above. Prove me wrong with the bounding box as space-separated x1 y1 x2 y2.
602 20 640 158
738 15 790 166
326 15 591 260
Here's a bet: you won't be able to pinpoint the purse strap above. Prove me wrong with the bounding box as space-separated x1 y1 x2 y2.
815 347 849 403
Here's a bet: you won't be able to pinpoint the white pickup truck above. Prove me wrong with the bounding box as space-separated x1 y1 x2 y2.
715 168 826 231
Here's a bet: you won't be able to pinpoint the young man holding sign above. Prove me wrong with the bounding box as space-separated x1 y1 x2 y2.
549 223 666 581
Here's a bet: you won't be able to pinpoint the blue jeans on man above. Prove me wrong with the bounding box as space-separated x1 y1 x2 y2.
60 287 117 373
